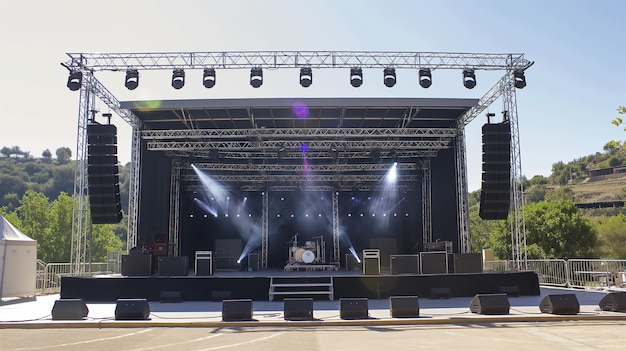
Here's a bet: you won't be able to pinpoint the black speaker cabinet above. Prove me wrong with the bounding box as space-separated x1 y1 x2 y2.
195 258 213 276
420 252 448 274
599 292 626 312
158 256 188 276
452 253 483 273
390 255 420 275
222 299 253 321
121 254 152 276
115 299 151 320
284 298 314 320
470 294 510 315
51 299 89 320
340 298 369 319
389 296 420 318
539 294 580 315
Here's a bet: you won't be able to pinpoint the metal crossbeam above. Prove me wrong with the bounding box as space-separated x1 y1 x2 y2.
141 128 458 139
191 163 419 172
167 150 439 160
180 174 418 183
65 51 531 71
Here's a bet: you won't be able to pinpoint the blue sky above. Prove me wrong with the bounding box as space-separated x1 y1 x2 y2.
0 0 624 191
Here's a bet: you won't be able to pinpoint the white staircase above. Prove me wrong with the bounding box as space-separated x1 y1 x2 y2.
268 276 334 301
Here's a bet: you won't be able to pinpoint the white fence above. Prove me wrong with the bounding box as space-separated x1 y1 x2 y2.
484 259 626 288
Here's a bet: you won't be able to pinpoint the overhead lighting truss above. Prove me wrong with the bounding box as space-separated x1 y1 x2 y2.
64 51 532 71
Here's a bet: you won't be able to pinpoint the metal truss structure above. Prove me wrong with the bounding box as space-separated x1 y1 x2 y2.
64 51 531 272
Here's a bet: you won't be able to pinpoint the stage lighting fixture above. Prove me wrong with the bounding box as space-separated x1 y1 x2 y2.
66 71 82 91
124 69 139 90
171 69 185 89
299 67 312 87
383 68 396 87
419 68 432 88
350 68 363 87
278 146 287 160
513 69 526 89
203 68 216 88
250 67 263 88
462 68 476 89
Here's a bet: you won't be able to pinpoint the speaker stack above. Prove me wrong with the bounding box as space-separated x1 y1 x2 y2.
479 121 511 220
87 123 122 224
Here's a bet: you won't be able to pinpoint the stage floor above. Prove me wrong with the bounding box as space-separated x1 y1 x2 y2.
61 269 541 302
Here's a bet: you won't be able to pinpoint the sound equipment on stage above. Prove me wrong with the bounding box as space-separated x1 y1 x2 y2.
363 249 381 275
539 294 580 315
498 285 520 297
429 287 451 299
598 292 626 312
389 296 420 318
247 253 260 271
420 251 448 274
390 255 419 275
451 253 483 273
121 254 152 276
345 253 361 271
469 293 510 315
222 299 253 321
160 291 182 303
479 121 511 220
87 123 123 224
340 298 369 319
195 251 213 276
51 299 89 320
115 299 151 320
158 256 188 276
284 298 314 320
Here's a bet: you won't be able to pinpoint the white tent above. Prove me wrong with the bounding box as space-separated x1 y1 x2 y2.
0 214 37 299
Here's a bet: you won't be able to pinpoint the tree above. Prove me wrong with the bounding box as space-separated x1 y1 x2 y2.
90 223 124 262
490 200 597 260
55 147 72 164
15 190 53 261
612 106 626 131
594 214 626 259
0 146 11 158
42 149 52 163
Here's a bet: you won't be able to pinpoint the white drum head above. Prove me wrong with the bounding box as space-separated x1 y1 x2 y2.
302 250 316 263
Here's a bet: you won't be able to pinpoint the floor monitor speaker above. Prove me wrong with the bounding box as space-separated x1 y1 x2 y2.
389 296 420 318
51 299 89 320
469 293 510 315
222 299 253 321
115 299 150 320
284 298 314 320
340 298 369 319
539 294 580 315
598 292 626 312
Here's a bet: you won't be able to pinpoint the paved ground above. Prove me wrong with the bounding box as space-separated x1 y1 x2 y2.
1 286 626 350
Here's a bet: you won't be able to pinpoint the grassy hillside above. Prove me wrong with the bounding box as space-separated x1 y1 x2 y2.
570 176 626 203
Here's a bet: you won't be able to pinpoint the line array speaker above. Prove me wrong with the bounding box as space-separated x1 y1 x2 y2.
539 294 580 315
479 121 511 220
115 299 151 320
87 123 122 224
51 299 89 320
469 293 510 315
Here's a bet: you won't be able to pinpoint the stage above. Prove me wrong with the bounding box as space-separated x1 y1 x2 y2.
60 269 540 302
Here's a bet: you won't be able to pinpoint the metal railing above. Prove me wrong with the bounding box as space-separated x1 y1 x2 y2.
35 252 124 295
484 259 626 288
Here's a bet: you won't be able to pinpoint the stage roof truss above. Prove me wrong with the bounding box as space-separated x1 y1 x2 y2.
65 51 531 72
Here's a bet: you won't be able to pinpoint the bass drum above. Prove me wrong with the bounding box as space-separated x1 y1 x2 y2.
295 248 306 262
301 250 316 264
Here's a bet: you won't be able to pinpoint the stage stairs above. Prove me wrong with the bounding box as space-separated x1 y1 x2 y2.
268 276 334 301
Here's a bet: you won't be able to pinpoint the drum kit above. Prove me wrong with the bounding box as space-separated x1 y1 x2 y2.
288 233 326 265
